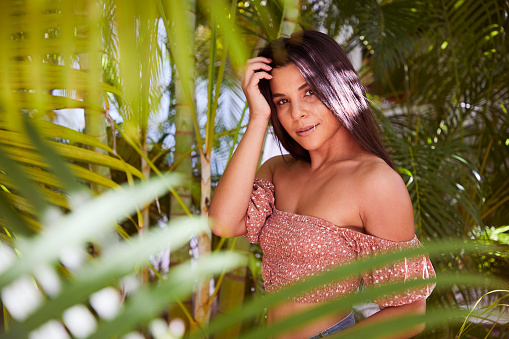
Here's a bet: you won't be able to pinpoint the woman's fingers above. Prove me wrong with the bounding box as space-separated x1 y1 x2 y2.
246 70 273 88
241 64 272 86
245 56 272 66
241 66 272 91
244 61 272 74
240 57 273 119
241 58 272 88
242 66 272 99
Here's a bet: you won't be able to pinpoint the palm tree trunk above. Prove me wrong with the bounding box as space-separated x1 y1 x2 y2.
196 151 212 327
190 0 212 328
168 0 196 232
166 0 198 330
78 2 111 195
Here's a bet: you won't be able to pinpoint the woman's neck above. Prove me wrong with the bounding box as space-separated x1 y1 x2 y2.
307 129 368 171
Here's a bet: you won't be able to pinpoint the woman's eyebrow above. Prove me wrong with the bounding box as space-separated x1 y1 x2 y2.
298 83 309 91
272 83 309 98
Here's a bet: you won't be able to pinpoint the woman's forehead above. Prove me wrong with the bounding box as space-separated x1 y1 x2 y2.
269 64 307 93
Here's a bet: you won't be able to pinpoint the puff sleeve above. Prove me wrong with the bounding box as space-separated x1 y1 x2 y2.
355 234 436 307
243 179 275 243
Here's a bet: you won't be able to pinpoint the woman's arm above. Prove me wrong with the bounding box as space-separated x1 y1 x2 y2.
337 299 426 338
348 162 427 338
208 57 273 238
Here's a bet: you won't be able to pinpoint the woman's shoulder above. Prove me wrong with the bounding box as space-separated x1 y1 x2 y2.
355 156 416 242
355 156 403 188
256 154 299 181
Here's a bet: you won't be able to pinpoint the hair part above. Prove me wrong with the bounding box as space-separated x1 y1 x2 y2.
257 29 394 169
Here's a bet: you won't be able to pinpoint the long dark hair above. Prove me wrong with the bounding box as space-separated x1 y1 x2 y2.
258 29 394 169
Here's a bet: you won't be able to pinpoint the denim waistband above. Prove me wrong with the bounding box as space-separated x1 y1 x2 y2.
307 311 355 338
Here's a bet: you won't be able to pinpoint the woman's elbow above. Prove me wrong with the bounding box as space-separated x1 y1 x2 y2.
209 217 245 238
208 208 228 237
209 217 228 237
210 223 232 238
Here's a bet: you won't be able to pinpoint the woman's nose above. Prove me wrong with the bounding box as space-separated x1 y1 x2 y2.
290 101 308 120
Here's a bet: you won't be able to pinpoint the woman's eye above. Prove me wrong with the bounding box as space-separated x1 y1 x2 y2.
305 89 314 96
276 98 288 105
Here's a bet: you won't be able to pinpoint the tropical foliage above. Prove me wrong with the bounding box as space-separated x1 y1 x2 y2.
0 0 507 338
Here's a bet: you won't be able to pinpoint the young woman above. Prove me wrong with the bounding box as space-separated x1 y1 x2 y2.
209 30 435 339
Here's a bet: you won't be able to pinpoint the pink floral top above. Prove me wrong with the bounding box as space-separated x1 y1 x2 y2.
243 178 436 305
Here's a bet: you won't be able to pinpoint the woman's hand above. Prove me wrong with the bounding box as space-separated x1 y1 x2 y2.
241 57 273 121
210 57 274 239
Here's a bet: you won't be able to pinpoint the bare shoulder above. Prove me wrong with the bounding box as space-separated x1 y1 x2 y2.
255 154 296 181
357 158 415 242
357 158 406 193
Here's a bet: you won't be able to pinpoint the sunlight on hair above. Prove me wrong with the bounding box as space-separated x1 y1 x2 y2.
313 106 324 119
29 320 70 339
89 287 121 320
1 276 42 320
34 265 61 297
62 304 97 338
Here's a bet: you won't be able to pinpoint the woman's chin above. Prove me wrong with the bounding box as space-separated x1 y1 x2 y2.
295 140 320 152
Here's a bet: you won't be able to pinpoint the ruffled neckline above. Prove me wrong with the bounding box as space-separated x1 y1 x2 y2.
255 177 418 245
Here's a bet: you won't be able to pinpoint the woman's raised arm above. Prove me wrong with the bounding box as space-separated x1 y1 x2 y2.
208 57 273 238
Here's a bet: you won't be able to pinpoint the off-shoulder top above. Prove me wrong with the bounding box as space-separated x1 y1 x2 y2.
243 178 436 305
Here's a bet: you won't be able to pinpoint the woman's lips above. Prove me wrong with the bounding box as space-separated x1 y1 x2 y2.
296 124 318 136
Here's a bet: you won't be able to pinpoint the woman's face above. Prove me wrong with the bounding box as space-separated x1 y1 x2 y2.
270 63 342 152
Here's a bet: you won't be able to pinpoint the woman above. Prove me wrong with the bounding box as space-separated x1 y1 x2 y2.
209 30 435 339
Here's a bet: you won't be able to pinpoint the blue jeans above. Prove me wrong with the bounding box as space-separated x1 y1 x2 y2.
307 312 355 338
